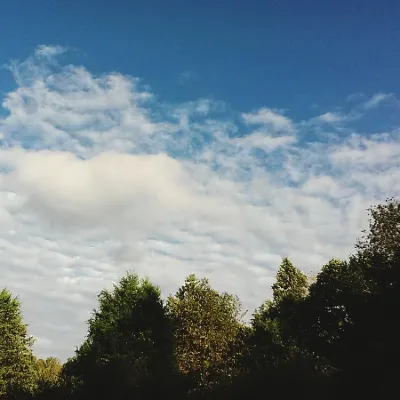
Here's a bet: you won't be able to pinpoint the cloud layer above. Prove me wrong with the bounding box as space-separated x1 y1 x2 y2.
1 46 399 360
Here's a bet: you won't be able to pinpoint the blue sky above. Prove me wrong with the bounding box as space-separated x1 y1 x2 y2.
1 0 399 119
0 0 400 360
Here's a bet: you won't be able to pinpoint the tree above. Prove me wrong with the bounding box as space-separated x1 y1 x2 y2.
0 288 37 399
299 198 400 396
36 357 62 391
63 272 178 399
272 257 308 304
255 257 308 348
303 259 360 373
167 274 244 395
355 197 400 260
343 198 400 396
233 259 322 399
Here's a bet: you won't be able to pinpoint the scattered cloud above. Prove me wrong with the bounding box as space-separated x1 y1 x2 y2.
0 46 399 361
235 132 295 151
346 92 399 111
34 45 67 59
242 107 294 133
363 93 394 109
330 134 400 168
309 111 350 125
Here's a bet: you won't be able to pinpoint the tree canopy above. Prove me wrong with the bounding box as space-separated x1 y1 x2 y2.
167 274 244 395
63 272 178 399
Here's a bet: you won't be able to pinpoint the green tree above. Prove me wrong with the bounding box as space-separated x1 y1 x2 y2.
355 197 400 260
300 198 400 396
344 198 400 395
234 259 321 399
167 274 244 395
254 257 308 349
269 257 309 346
272 257 308 304
36 357 62 389
63 272 178 399
0 288 37 399
246 258 307 345
303 259 361 373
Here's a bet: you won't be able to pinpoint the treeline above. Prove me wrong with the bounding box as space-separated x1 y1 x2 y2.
1 198 400 399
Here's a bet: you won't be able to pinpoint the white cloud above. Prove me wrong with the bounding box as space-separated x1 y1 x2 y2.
0 46 399 362
330 134 400 168
0 149 196 228
235 132 296 151
35 45 67 59
306 93 400 129
363 93 394 109
309 111 349 125
242 107 294 133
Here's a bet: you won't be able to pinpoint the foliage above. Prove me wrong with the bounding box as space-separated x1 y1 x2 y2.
167 274 244 395
240 258 316 395
36 357 62 389
272 257 308 304
0 289 37 399
63 272 179 399
300 197 400 396
355 197 400 259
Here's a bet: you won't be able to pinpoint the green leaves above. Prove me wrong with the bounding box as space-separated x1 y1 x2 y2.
356 197 400 260
0 288 38 398
272 257 308 304
246 258 310 373
63 272 177 399
168 274 243 394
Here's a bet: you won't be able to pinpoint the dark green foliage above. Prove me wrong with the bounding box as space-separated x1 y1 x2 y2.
233 259 322 399
63 272 180 399
299 198 400 396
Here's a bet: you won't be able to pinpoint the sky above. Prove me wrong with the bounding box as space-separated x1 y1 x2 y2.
0 0 399 361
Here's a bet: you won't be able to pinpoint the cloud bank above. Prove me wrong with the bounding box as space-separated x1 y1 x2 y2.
1 45 399 360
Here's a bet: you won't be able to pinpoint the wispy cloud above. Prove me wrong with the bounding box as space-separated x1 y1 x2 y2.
363 93 394 109
346 92 398 110
309 111 350 125
242 107 294 133
0 46 399 361
35 45 67 59
235 132 296 151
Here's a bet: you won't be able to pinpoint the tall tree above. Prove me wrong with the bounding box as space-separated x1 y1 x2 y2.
263 257 308 346
247 258 308 352
303 258 359 373
0 288 37 399
235 259 320 399
63 272 178 399
344 198 400 396
167 274 244 395
300 198 400 396
272 257 308 304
